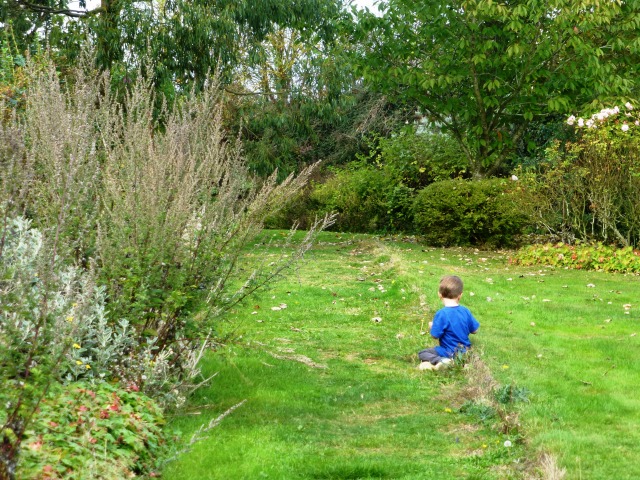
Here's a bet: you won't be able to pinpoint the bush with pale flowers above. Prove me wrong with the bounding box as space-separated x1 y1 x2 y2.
523 103 640 247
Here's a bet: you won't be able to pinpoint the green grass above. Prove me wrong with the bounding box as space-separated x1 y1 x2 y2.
163 232 640 479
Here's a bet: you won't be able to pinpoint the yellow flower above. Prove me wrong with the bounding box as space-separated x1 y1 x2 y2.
76 360 82 365
85 365 91 370
502 365 509 370
482 444 487 449
66 316 74 323
72 302 78 308
73 343 81 349
444 408 452 413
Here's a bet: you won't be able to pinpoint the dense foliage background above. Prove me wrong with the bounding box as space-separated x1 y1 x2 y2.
2 0 640 477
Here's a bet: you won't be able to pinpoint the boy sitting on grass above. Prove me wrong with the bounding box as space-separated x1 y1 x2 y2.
418 275 479 371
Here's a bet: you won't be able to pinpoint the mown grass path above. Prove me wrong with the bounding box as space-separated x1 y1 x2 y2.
163 233 640 479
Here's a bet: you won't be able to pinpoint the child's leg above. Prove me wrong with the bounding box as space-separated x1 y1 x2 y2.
418 348 443 365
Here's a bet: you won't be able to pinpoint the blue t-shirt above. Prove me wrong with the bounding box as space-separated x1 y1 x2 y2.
430 305 480 358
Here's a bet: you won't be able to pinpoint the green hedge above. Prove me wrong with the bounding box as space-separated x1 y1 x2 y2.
412 179 530 247
308 165 414 233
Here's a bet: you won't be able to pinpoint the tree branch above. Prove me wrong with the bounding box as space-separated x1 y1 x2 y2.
14 0 103 18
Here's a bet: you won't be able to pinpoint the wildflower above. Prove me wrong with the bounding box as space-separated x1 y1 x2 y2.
621 124 630 132
577 118 584 127
502 364 509 370
73 343 81 349
85 364 91 369
66 316 74 323
504 440 512 447
586 119 595 128
566 115 576 125
511 174 518 181
626 102 634 110
76 360 82 365
444 408 452 413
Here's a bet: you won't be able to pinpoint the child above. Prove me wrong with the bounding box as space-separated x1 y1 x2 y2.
418 275 479 370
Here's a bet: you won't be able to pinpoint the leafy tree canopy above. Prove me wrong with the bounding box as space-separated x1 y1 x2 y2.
1 0 344 87
354 0 640 177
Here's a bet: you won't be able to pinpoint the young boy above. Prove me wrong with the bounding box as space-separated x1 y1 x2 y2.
418 275 479 370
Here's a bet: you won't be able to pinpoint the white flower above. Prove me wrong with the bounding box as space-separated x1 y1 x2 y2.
511 175 518 181
577 118 584 127
621 124 630 132
626 102 634 110
504 440 512 447
566 115 576 125
586 119 595 128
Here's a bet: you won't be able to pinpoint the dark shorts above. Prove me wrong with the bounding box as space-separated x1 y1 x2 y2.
418 348 447 365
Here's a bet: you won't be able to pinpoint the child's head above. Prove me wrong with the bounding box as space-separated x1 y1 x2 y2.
439 275 463 299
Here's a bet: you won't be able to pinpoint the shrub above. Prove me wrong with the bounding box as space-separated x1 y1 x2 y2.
525 105 640 247
310 164 413 233
368 127 468 189
1 54 331 477
0 216 144 478
14 382 165 479
511 242 640 274
412 179 531 247
4 55 329 392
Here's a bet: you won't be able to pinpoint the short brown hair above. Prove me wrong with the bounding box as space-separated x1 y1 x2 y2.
439 275 463 299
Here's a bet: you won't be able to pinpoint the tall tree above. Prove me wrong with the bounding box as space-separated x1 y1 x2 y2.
354 0 640 178
1 0 343 84
226 22 415 178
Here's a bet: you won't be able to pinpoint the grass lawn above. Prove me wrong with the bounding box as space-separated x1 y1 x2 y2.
162 232 640 479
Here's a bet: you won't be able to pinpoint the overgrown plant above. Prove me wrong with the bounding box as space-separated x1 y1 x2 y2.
0 54 330 477
0 217 134 478
94 69 331 377
523 104 640 247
